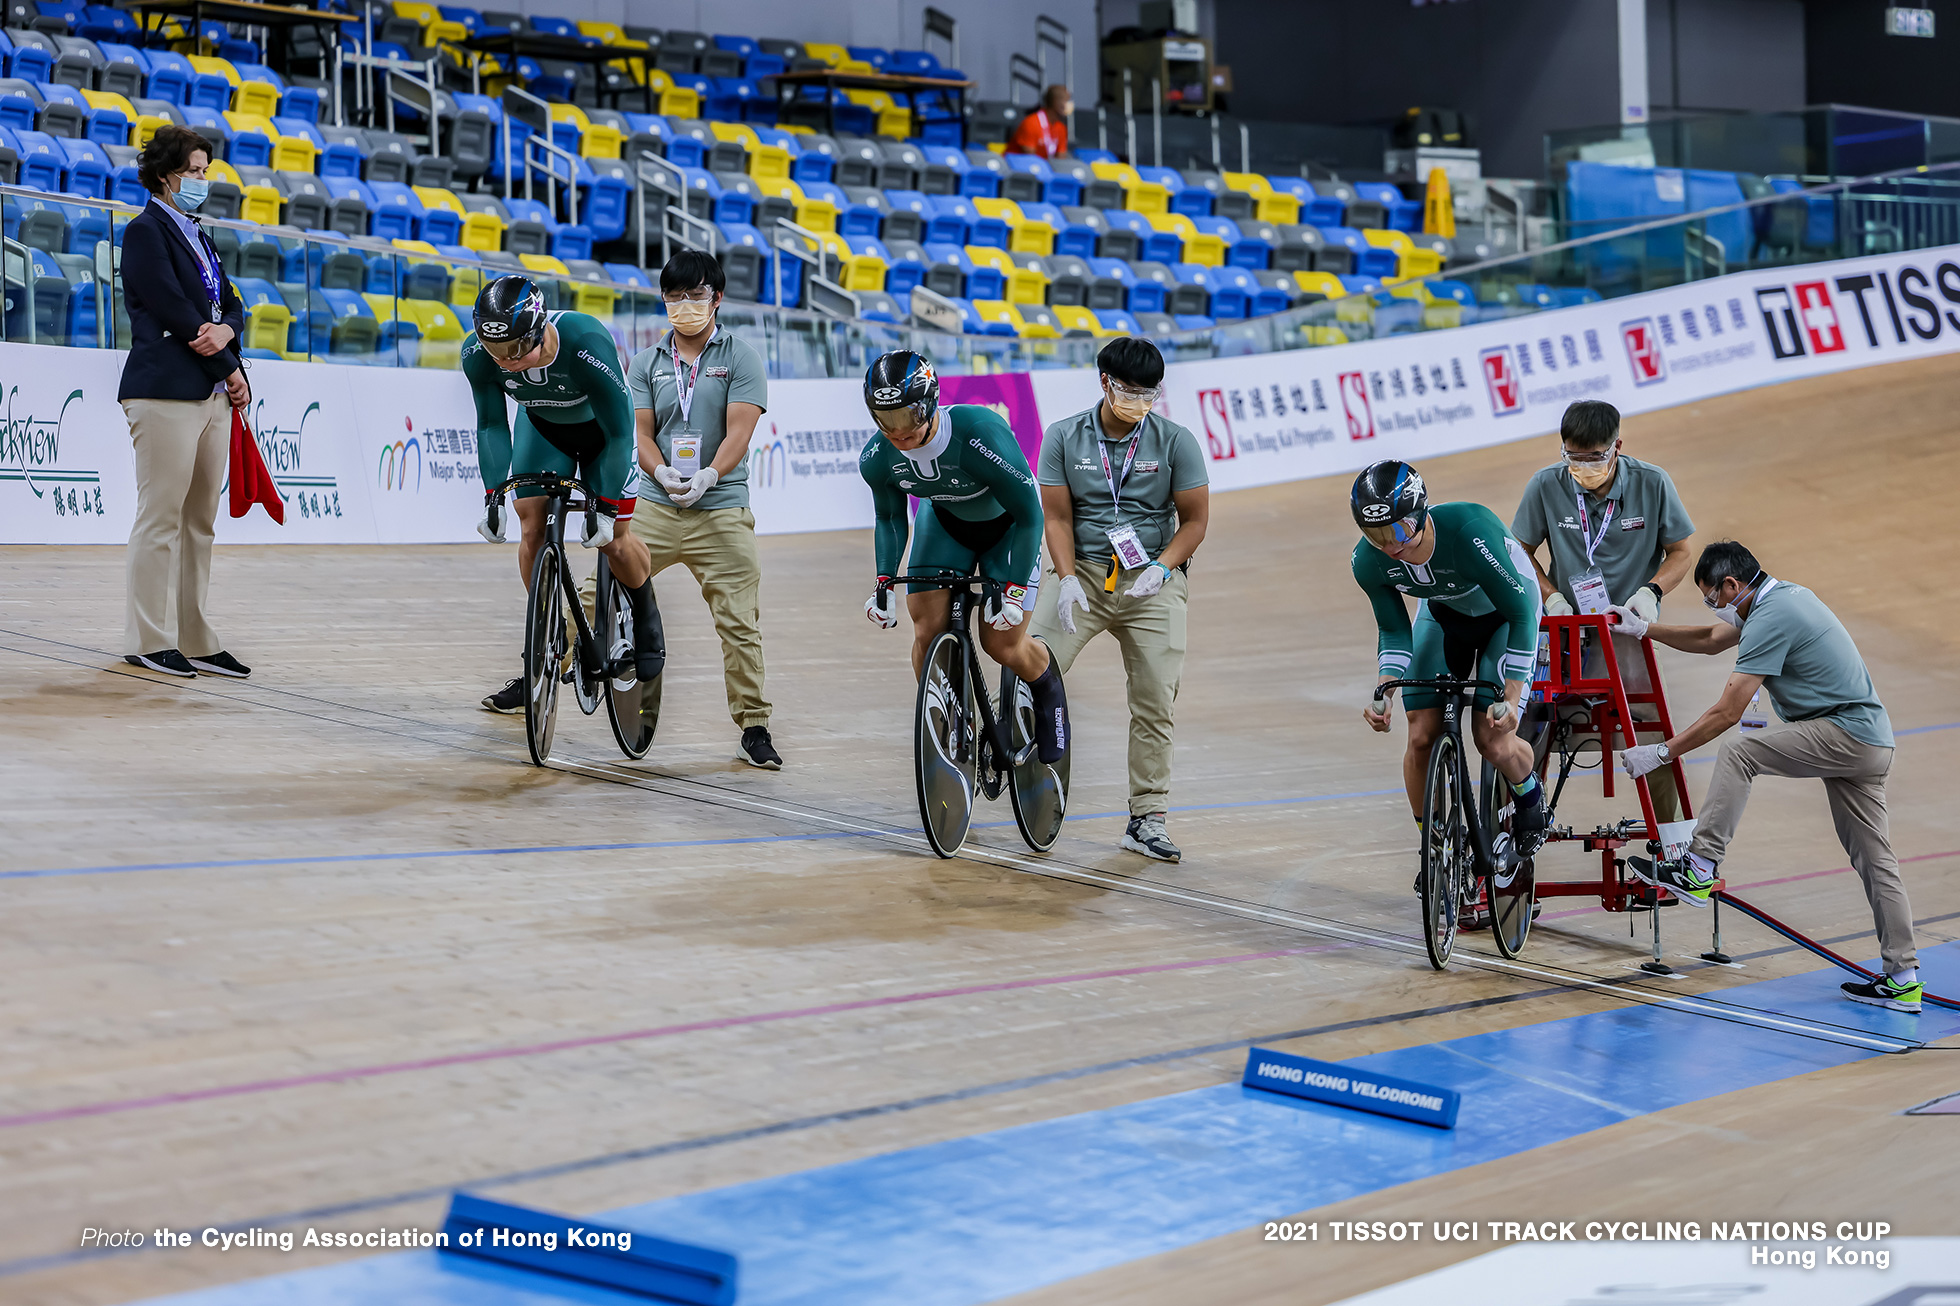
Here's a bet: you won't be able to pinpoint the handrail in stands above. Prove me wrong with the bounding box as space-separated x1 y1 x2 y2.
5 235 37 345
631 153 718 272
1034 15 1071 107
922 6 959 71
770 215 860 320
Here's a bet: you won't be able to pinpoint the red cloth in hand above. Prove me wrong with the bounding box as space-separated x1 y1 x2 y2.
228 406 284 523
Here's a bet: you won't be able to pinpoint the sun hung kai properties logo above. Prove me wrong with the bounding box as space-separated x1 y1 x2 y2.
244 397 342 520
0 386 103 518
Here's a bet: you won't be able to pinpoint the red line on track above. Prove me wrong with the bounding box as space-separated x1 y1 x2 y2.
1 943 1360 1131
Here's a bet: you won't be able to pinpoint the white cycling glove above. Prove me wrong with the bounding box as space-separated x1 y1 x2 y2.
984 584 1029 631
476 495 507 544
1607 604 1649 639
1626 584 1661 625
1053 574 1087 635
1542 590 1573 617
672 466 718 509
1125 561 1171 599
579 511 615 549
866 581 898 629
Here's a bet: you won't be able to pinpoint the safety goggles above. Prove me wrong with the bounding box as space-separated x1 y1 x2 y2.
1562 442 1617 468
1103 378 1161 404
1360 515 1425 549
662 289 716 305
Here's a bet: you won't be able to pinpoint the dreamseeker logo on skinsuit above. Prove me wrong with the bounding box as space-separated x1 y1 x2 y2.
966 436 1035 487
0 386 101 517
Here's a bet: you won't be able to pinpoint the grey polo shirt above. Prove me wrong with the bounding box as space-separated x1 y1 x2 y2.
1037 404 1208 568
626 326 769 511
1735 581 1893 748
1511 454 1694 607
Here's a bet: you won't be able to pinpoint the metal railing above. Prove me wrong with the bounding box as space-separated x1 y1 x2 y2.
632 153 718 272
1035 16 1071 106
500 85 579 226
922 7 959 72
770 216 860 321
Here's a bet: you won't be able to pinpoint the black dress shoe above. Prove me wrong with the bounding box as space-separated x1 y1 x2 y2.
125 650 197 677
188 651 251 678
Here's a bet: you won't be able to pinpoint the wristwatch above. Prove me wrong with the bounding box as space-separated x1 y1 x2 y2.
1641 582 1664 603
1655 743 1672 762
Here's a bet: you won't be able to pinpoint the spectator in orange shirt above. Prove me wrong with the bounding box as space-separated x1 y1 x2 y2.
1008 85 1072 158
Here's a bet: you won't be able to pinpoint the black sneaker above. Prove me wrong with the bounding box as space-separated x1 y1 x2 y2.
125 649 196 677
1841 973 1923 1013
482 677 525 714
1626 854 1715 908
737 725 782 770
188 650 250 678
1122 814 1180 862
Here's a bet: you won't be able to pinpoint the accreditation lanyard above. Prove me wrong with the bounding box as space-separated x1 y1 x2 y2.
1573 489 1617 568
1098 427 1143 523
167 208 223 318
663 331 711 430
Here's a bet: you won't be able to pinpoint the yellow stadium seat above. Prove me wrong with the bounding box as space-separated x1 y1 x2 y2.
835 59 875 76
965 245 1013 279
569 281 616 319
803 42 848 66
243 297 291 353
1291 270 1346 300
747 143 790 181
270 133 316 173
448 264 484 306
1222 171 1300 224
754 176 804 202
1421 301 1463 330
1360 228 1442 279
842 89 893 111
1092 162 1170 214
660 86 700 118
876 108 912 138
548 103 590 131
363 293 400 329
391 238 440 256
425 19 469 45
460 209 505 252
82 89 138 127
576 20 626 44
412 190 466 228
234 78 281 118
189 55 240 87
238 183 281 225
206 159 241 187
972 196 1022 222
1091 160 1140 187
223 109 273 134
1051 304 1114 336
793 198 838 234
393 1 441 26
1301 324 1350 346
1014 220 1056 256
1003 254 1048 306
709 121 759 147
837 247 888 292
133 114 170 148
1334 295 1374 330
582 124 623 158
1147 212 1223 267
519 253 571 278
970 299 1022 333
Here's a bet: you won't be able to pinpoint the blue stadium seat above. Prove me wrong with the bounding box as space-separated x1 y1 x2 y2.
53 134 106 196
0 83 41 134
604 262 653 288
135 49 190 104
12 129 63 190
4 36 53 85
923 194 974 246
1320 226 1397 279
1352 181 1421 231
572 160 629 241
922 242 1002 300
77 5 137 40
1171 313 1213 331
1074 147 1118 165
1096 307 1141 335
365 181 425 241
1297 181 1345 227
887 49 939 76
1200 265 1257 319
883 242 926 297
846 46 888 70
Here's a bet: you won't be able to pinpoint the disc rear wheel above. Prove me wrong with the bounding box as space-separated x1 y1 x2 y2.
1481 762 1536 958
598 562 655 760
915 630 976 858
1002 659 1068 852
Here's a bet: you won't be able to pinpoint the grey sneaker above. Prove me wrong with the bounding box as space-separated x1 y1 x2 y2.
1841 974 1923 1013
1122 814 1180 862
1626 854 1715 908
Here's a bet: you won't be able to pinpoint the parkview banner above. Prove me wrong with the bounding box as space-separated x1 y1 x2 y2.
6 243 1958 545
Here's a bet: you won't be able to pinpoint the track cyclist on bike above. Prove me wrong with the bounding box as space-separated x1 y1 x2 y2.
466 275 665 712
1351 460 1549 857
859 350 1070 764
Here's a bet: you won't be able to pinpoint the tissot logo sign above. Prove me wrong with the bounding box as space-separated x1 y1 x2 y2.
1477 346 1523 414
1621 319 1666 385
1758 262 1960 361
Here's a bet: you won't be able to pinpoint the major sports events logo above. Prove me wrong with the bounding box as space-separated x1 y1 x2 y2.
1621 318 1666 386
1478 347 1523 415
1756 280 1846 360
1336 371 1375 438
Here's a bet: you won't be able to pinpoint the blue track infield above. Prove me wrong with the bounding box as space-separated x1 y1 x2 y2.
129 943 1960 1306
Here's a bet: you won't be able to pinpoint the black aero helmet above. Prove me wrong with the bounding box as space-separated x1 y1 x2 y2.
474 275 548 360
1351 459 1428 544
863 349 939 433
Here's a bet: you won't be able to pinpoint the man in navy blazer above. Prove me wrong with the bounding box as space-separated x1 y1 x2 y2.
118 124 254 679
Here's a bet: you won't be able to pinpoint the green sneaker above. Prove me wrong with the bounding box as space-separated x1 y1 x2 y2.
1841 974 1923 1013
1626 854 1715 909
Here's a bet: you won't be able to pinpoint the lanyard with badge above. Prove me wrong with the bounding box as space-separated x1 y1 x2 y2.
1569 489 1617 615
663 334 705 478
1099 426 1148 591
178 217 223 321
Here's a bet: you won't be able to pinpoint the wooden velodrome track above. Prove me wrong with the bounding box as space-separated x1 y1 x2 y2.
3 355 1957 1305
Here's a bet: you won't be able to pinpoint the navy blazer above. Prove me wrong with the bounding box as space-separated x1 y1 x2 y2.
116 198 247 403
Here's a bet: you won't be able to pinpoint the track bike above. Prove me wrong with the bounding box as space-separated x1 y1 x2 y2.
1373 675 1544 969
488 473 659 766
884 572 1071 858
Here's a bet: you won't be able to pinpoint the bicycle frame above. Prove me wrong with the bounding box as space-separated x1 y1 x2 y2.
1376 675 1510 879
489 472 615 676
883 572 1030 770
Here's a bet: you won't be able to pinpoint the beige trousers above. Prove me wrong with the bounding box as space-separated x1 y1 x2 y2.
1690 716 1916 973
122 393 230 657
580 503 769 729
1030 561 1188 817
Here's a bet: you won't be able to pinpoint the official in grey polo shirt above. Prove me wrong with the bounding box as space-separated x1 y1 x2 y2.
1030 337 1209 862
581 250 779 769
1614 541 1921 1013
1512 399 1695 821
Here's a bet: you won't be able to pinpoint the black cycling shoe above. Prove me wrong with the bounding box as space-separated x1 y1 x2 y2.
1511 792 1550 856
482 677 524 714
629 580 666 682
1027 659 1070 765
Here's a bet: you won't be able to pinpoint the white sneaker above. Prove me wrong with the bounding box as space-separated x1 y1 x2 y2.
1122 814 1180 862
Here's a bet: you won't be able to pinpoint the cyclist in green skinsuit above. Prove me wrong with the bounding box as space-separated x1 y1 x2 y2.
465 275 663 711
1350 459 1548 850
858 350 1069 763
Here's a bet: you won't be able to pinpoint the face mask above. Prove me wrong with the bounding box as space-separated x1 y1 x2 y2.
174 177 209 212
1706 573 1762 628
1566 448 1615 490
667 299 714 333
1108 394 1154 424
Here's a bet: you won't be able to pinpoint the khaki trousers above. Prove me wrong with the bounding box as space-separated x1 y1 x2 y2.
122 393 230 657
1575 629 1681 823
1690 716 1916 973
1030 561 1188 817
580 503 769 729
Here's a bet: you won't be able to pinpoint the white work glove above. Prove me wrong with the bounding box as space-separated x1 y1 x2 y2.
865 580 898 629
984 584 1029 631
476 495 507 543
579 511 615 549
1124 560 1171 599
1607 604 1648 639
1053 574 1086 635
1620 742 1666 778
1543 590 1573 617
653 464 690 495
671 466 718 509
1626 584 1661 625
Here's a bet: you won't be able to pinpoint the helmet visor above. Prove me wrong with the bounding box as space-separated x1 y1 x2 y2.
480 328 543 362
871 402 933 438
1360 514 1425 549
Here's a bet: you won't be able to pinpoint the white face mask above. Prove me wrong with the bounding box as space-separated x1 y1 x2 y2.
667 298 715 334
1705 573 1762 628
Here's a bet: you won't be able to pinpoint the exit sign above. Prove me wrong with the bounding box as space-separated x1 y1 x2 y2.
1886 6 1936 36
